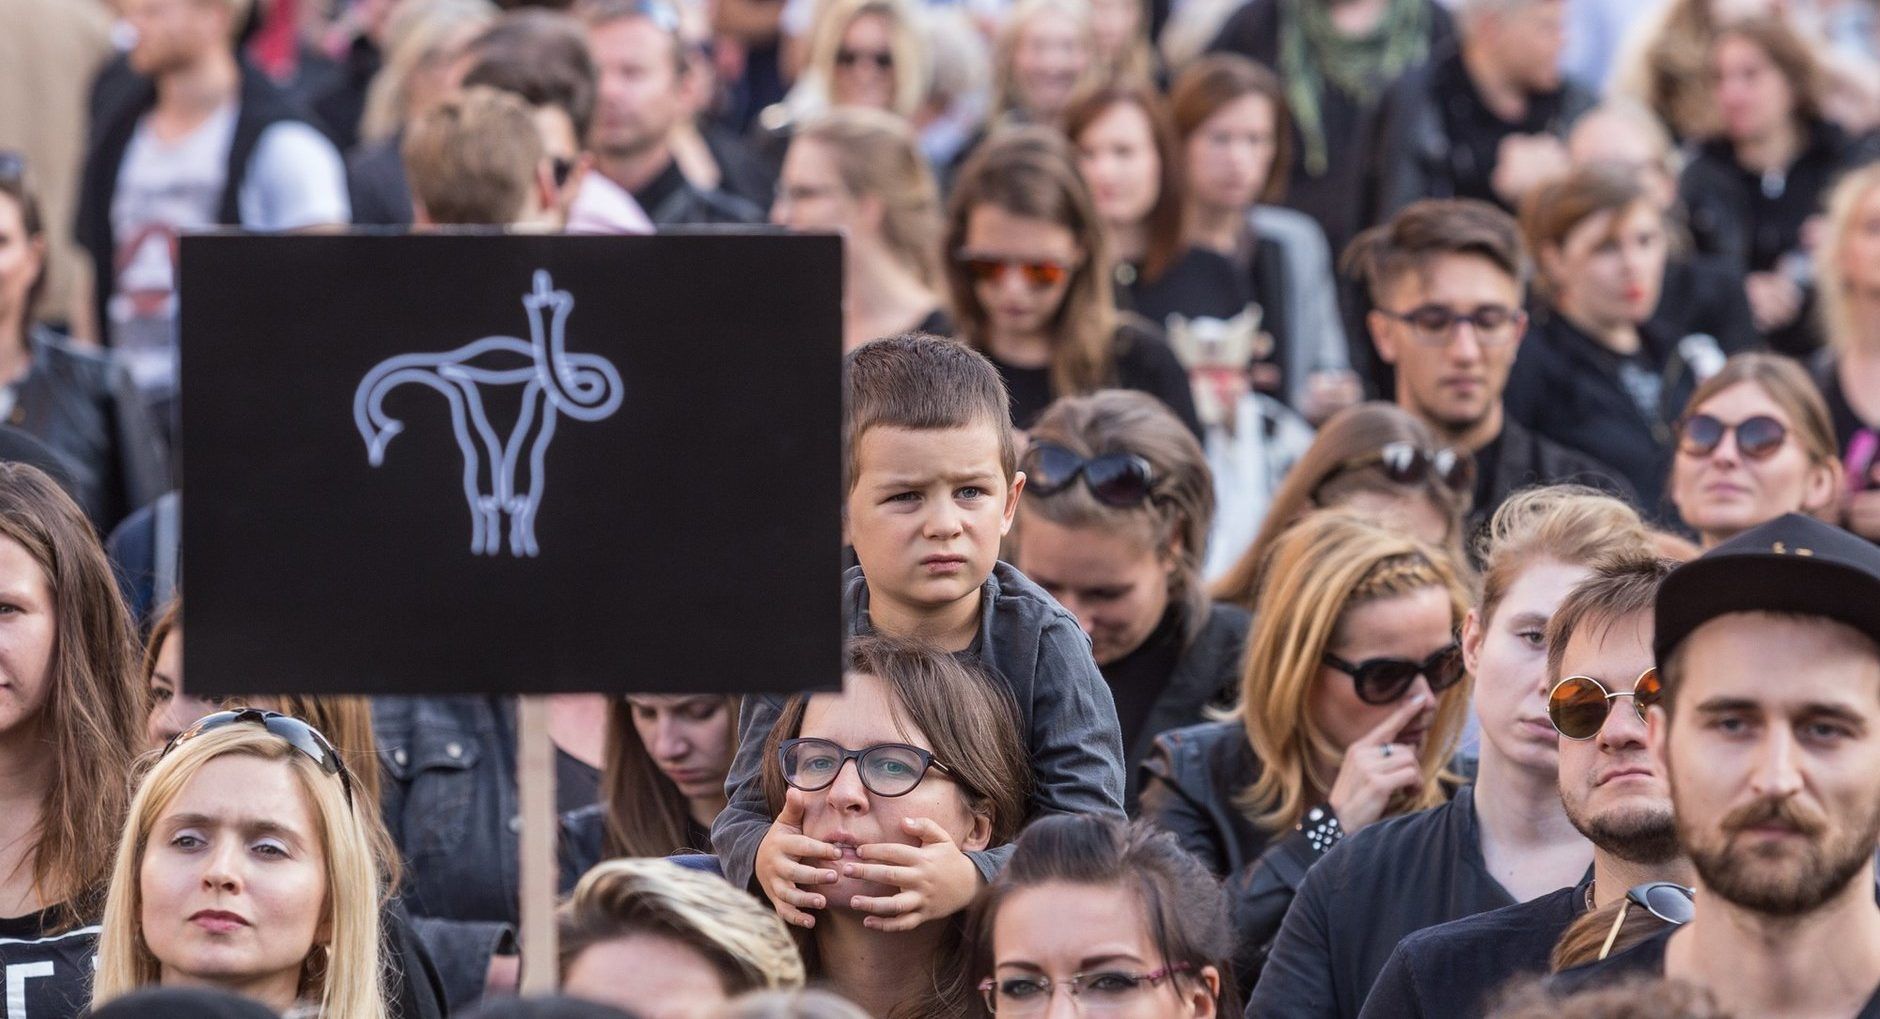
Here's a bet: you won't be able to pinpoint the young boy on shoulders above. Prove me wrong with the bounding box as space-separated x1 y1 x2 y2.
711 333 1126 930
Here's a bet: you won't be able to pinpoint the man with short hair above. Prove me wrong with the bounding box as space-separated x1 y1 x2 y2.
402 86 560 228
1359 558 1695 1018
1345 199 1629 530
577 0 761 226
1372 0 1593 217
75 0 348 401
1552 513 1880 1016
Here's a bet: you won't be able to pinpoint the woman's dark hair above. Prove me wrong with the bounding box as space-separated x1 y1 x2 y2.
1168 53 1292 205
1063 82 1186 284
0 164 48 328
966 815 1239 1018
599 694 738 858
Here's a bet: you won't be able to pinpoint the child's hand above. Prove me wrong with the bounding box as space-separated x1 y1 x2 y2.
844 817 981 932
756 788 841 929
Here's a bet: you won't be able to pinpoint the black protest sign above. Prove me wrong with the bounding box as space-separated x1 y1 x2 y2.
180 233 843 697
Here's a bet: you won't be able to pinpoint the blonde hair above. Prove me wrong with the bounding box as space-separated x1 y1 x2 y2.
715 989 874 1019
801 0 928 119
993 0 1098 123
403 85 546 225
94 727 387 1019
1815 161 1880 352
1474 486 1654 627
795 108 944 286
1237 512 1472 833
361 0 501 144
560 859 806 991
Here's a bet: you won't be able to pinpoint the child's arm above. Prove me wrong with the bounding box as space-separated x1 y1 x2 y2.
1025 616 1129 821
709 693 782 891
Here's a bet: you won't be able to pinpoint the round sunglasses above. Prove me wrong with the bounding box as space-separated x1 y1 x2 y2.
1547 668 1662 741
1678 413 1788 460
1321 641 1466 706
1023 443 1157 507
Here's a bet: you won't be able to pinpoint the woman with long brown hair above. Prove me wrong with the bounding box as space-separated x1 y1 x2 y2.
0 462 145 1019
563 693 739 875
944 127 1199 437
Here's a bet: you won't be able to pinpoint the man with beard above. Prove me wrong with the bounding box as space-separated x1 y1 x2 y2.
1346 199 1629 531
1550 513 1880 1016
1358 556 1693 1017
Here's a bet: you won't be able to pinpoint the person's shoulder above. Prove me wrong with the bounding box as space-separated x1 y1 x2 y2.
988 560 1082 635
28 327 110 382
1200 601 1253 641
1332 794 1462 864
1149 718 1251 780
1208 0 1282 58
1399 883 1580 959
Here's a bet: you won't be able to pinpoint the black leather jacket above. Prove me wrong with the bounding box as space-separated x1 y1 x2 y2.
14 327 167 530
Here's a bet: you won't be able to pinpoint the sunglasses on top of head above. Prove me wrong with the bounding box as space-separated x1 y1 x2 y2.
1022 442 1157 507
1322 641 1466 706
1677 413 1788 460
1315 441 1474 499
163 708 356 806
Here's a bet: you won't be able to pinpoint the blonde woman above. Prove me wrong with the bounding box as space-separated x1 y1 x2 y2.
769 109 949 349
788 0 928 122
1141 512 1471 980
1810 161 1880 541
560 858 805 1016
93 715 388 1019
991 0 1099 129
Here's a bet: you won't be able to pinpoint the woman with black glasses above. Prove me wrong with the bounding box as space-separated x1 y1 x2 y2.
944 128 1201 439
1668 353 1843 550
1011 390 1247 810
757 635 1030 1019
1141 511 1471 985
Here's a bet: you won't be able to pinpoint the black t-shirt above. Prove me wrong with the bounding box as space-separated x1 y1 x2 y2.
1359 879 1588 1018
0 907 99 1019
1429 48 1574 208
1099 607 1184 758
1552 928 1880 1018
989 324 1203 438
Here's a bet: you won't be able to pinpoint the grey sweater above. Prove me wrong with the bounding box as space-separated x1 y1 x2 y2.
711 561 1128 888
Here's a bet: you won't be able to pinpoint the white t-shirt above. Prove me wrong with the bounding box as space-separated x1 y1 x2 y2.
108 102 348 391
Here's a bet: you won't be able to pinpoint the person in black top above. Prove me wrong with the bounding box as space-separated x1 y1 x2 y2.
0 464 144 1019
1810 162 1880 543
561 694 738 883
943 128 1201 437
1011 390 1250 809
1551 514 1880 1017
1508 167 1710 518
1358 556 1693 1018
769 109 950 351
1372 0 1595 218
1680 18 1872 356
1348 197 1632 534
1250 489 1659 1018
1140 512 1474 984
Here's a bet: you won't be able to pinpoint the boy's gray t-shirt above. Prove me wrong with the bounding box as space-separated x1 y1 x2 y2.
711 560 1128 889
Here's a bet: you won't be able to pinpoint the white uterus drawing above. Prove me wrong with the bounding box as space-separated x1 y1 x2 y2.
353 270 624 556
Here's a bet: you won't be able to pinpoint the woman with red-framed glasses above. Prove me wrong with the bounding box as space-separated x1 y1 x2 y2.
1668 353 1843 549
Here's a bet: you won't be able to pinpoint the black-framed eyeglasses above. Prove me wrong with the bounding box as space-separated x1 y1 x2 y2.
1314 441 1474 499
1678 413 1789 460
978 963 1194 1014
835 47 894 69
1547 668 1661 741
1322 641 1466 705
164 709 355 806
778 737 954 797
1598 881 1694 960
1381 304 1527 346
1023 442 1157 507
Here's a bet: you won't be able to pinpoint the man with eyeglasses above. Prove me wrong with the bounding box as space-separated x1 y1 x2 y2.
1545 514 1880 1016
1345 199 1630 533
1358 557 1694 1018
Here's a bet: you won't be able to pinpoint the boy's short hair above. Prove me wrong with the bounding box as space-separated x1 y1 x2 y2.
1341 198 1528 305
403 86 545 226
843 333 1017 493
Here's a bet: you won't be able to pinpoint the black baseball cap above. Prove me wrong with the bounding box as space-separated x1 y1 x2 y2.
1656 513 1880 663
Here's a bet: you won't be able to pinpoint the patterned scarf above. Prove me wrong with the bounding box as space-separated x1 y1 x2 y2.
1280 0 1432 175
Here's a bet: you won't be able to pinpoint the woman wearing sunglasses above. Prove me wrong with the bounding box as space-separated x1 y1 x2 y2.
1141 511 1471 982
0 463 145 1019
758 635 1030 1018
1669 353 1843 549
1808 162 1880 542
1012 391 1245 809
944 128 1202 439
92 712 389 1019
1507 165 1711 518
969 814 1237 1018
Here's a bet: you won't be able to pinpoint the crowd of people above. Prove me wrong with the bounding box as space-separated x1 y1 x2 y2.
4 0 1880 1016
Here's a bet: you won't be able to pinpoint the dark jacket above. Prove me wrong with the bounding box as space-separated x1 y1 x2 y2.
712 561 1128 890
991 319 1205 439
1550 928 1880 1017
1504 311 1702 518
1139 719 1269 879
1372 45 1596 218
1651 255 1760 358
1468 416 1635 536
13 327 167 530
1120 602 1252 807
558 802 712 891
347 133 412 226
74 61 318 338
1247 786 1519 1019
1358 878 1589 1019
630 157 765 227
373 695 522 1010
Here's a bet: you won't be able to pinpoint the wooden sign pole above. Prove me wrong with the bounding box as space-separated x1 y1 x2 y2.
516 695 559 995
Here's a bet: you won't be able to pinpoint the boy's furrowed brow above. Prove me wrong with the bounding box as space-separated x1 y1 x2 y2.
872 467 1001 488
